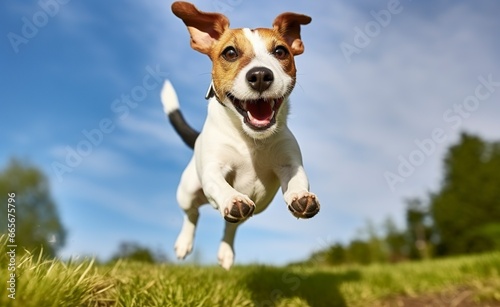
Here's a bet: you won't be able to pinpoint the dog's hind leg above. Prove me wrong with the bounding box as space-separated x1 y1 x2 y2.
174 158 207 260
218 221 239 270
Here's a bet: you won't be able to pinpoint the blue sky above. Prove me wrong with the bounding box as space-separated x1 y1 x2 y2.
2 0 500 265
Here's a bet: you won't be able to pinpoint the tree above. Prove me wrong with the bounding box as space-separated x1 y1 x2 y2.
346 240 372 265
405 198 432 259
430 133 500 255
350 219 387 264
324 243 347 265
382 217 408 262
109 242 169 263
0 159 66 257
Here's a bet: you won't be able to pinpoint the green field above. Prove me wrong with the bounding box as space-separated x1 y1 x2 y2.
1 238 499 307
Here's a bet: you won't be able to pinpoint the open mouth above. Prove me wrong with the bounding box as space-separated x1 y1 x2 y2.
227 94 284 130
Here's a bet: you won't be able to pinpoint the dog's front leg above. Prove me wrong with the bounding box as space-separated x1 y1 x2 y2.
201 161 256 223
276 163 320 219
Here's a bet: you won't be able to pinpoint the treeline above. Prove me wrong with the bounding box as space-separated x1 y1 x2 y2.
301 204 430 266
0 159 66 258
301 132 500 266
0 159 170 264
107 241 169 264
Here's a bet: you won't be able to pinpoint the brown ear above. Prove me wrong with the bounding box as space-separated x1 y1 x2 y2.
171 1 230 55
273 12 311 56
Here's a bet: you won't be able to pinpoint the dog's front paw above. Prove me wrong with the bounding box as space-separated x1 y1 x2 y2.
287 192 320 219
223 195 255 223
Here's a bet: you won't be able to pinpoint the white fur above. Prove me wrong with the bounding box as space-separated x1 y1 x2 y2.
163 29 318 270
161 79 179 114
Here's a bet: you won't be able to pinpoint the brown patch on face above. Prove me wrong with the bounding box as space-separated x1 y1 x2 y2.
256 28 297 81
210 29 254 101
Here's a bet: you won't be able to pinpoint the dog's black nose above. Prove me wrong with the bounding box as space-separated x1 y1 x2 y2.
246 67 274 93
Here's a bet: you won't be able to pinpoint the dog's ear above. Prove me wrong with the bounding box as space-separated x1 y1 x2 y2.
172 1 229 55
273 13 311 56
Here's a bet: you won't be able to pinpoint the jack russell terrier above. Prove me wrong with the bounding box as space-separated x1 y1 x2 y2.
161 1 320 270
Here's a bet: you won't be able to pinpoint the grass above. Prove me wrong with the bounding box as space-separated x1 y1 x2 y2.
1 236 499 307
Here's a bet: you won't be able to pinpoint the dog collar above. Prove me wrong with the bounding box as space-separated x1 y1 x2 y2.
205 80 216 100
205 80 226 107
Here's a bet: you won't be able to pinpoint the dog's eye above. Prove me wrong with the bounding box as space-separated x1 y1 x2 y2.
273 46 289 60
222 46 239 62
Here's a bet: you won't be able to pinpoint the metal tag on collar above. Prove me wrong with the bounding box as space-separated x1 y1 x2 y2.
205 80 215 100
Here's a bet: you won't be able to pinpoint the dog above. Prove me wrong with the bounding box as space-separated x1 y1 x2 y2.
161 1 320 270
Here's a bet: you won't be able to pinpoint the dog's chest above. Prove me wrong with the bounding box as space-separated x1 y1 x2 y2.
224 148 280 210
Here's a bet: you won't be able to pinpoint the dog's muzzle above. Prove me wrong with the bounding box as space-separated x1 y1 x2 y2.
227 66 286 130
229 95 284 130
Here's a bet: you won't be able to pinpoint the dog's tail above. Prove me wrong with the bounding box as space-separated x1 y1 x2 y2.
161 80 199 149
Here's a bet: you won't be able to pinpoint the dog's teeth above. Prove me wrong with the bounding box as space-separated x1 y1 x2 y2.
247 111 254 121
241 101 248 110
270 100 275 109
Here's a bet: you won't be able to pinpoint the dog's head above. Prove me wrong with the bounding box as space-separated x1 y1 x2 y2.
172 1 311 139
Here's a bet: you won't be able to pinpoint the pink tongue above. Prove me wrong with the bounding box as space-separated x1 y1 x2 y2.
247 100 273 125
